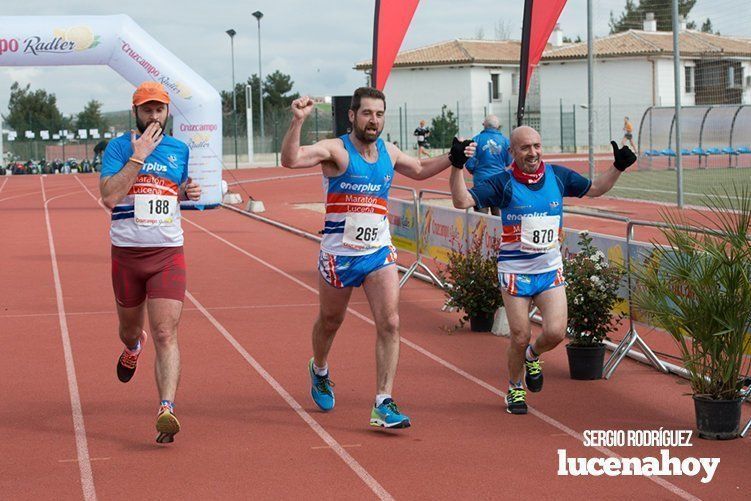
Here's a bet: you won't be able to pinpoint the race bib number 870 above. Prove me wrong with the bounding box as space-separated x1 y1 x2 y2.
520 215 560 253
134 194 178 226
342 213 390 250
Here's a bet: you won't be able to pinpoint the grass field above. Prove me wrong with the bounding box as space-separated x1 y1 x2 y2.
607 166 751 206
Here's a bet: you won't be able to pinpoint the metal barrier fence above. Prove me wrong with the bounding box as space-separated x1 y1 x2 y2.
388 188 751 386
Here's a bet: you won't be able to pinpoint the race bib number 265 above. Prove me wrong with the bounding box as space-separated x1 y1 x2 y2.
342 213 390 250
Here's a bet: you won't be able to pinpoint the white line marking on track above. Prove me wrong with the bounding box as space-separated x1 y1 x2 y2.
41 177 97 501
58 457 110 463
0 184 73 203
227 172 320 186
0 177 8 194
73 174 394 501
185 291 394 501
311 444 362 450
184 215 700 501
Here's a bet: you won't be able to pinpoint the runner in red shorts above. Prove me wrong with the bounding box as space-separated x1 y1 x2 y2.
99 82 201 443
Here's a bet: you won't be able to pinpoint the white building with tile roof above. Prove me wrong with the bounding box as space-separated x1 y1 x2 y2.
356 19 751 153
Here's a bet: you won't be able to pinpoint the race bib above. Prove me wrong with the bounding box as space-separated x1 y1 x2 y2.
520 215 560 253
134 194 178 227
342 213 390 250
417 135 425 142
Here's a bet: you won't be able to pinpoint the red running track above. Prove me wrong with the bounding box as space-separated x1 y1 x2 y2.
1 173 749 500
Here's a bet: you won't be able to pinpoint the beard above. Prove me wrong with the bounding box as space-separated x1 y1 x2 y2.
135 115 166 135
352 120 381 144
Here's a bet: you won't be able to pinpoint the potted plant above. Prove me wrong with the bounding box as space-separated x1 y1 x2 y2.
440 231 503 332
565 231 625 379
632 188 751 440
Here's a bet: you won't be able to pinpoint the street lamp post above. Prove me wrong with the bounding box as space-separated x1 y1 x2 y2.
226 28 239 170
252 10 264 144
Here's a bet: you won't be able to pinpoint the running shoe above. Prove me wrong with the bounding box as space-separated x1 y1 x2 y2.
155 404 180 444
506 387 528 414
370 398 411 429
308 358 335 411
116 331 147 383
524 358 544 393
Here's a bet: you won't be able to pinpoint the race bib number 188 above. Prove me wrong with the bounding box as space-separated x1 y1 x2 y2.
134 194 178 227
520 215 560 253
342 213 390 250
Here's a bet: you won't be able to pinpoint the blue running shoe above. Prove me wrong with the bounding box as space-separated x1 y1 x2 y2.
370 398 411 429
308 358 335 411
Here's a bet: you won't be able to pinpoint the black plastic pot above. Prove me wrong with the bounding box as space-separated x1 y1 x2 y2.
469 312 494 332
566 343 606 380
693 395 742 440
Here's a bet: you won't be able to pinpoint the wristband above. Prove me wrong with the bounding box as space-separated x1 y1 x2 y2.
129 157 145 166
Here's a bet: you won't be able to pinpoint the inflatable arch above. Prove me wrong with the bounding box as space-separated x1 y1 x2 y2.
0 15 222 207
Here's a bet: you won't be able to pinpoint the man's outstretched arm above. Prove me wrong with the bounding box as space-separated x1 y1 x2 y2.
587 141 636 197
281 96 335 169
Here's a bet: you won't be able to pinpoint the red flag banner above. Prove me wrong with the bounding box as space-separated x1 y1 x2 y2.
372 0 421 90
518 0 567 125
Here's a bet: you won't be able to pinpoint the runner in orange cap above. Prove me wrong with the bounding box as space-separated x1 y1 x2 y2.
99 81 201 443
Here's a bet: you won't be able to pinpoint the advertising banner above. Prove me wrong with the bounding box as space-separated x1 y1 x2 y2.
0 15 222 206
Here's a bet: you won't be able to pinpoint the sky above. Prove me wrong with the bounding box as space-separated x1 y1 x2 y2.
1 0 749 116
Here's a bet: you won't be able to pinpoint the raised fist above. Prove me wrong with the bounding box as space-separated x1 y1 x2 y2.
291 96 315 120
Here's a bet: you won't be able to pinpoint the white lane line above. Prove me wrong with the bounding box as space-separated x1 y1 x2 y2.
0 184 73 203
41 177 97 501
226 172 320 186
73 174 393 501
0 177 8 194
186 291 393 501
183 215 699 501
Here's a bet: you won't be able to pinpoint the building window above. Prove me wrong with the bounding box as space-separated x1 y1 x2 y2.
491 73 500 100
511 72 518 95
685 66 694 93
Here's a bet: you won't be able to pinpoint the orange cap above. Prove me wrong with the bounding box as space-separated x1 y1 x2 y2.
132 82 170 106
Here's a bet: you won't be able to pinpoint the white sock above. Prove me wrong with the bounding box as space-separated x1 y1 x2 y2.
375 393 392 407
313 362 328 377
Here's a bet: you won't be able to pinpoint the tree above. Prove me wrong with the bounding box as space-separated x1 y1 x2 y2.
4 82 66 136
263 70 300 112
493 19 512 40
430 105 459 149
608 0 700 34
221 71 299 137
700 18 718 34
562 35 583 43
76 99 107 131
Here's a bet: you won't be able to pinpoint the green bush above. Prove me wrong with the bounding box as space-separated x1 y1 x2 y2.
440 231 503 329
565 231 625 346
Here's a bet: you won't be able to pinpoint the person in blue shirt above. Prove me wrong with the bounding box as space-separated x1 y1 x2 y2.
449 125 636 415
464 115 512 216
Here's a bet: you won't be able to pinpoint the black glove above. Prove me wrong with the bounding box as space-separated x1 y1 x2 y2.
611 141 636 171
449 137 473 168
